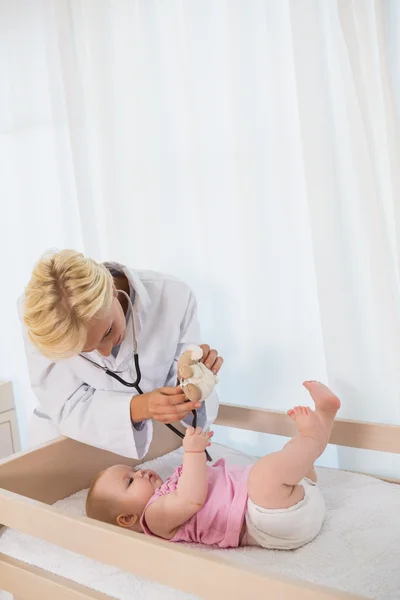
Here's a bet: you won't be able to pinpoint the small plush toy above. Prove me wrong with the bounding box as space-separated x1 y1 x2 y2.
177 345 218 403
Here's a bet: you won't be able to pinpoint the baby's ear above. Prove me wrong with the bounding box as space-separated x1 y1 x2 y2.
117 513 138 529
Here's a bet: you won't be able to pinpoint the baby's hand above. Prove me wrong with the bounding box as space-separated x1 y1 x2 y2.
183 427 213 453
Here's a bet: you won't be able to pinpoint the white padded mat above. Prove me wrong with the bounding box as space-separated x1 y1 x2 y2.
1 443 400 600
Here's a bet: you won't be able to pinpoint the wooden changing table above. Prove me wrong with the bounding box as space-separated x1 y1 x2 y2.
1 396 399 600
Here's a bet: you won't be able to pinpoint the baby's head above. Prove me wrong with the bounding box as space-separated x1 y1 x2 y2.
86 465 163 530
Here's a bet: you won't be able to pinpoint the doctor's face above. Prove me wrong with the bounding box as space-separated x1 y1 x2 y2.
83 296 126 356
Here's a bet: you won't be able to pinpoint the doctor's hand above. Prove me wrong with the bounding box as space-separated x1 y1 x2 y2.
200 344 224 375
130 386 201 425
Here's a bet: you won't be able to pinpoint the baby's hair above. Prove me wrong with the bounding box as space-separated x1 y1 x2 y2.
86 470 119 525
24 249 113 360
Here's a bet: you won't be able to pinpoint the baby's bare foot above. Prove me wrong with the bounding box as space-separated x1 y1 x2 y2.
303 381 341 415
287 406 326 445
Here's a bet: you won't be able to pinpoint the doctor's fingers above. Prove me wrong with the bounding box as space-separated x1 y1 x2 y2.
200 344 210 362
152 403 199 420
156 410 193 424
158 393 202 410
203 349 217 368
201 347 223 373
159 392 187 405
153 403 194 422
154 398 200 415
159 385 185 396
210 356 224 374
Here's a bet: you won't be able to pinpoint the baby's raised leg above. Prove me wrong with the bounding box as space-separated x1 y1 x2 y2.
303 380 340 439
247 383 340 510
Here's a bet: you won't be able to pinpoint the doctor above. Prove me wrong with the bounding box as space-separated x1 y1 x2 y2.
19 250 223 459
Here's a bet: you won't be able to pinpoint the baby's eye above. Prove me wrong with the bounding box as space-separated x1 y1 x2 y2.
127 477 133 487
105 327 112 338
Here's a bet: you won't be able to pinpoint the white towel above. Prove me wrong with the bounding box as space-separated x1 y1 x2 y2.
1 443 400 599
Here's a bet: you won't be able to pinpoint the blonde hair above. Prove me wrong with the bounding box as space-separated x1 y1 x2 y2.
23 249 114 360
86 470 120 525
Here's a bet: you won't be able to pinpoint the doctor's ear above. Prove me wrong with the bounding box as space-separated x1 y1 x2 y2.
116 513 138 529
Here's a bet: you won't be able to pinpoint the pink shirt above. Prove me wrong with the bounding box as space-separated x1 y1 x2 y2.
140 458 251 548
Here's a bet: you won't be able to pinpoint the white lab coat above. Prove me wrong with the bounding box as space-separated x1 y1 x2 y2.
18 264 219 459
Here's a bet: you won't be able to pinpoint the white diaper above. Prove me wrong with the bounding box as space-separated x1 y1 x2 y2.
245 478 326 550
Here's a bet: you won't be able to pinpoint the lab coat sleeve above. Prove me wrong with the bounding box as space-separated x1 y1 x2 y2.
19 317 152 459
165 290 220 430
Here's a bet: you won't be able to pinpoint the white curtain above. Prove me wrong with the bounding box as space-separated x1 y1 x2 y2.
1 0 399 476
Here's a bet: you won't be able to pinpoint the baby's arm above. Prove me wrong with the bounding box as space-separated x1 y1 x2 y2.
144 427 213 539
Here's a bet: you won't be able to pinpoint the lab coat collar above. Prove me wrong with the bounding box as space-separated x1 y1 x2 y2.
85 262 150 370
103 262 151 314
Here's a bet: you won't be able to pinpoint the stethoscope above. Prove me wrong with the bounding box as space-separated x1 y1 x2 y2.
79 290 211 460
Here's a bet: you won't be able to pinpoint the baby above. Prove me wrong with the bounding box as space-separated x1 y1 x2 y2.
86 381 340 550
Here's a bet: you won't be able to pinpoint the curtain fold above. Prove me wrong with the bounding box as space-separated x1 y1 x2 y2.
1 0 399 475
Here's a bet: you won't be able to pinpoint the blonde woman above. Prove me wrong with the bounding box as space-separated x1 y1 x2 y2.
19 250 223 458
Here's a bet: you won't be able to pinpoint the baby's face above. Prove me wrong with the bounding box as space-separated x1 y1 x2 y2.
97 465 163 517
